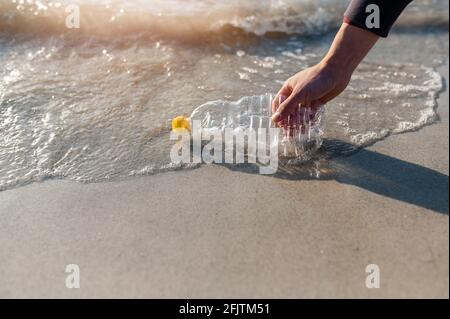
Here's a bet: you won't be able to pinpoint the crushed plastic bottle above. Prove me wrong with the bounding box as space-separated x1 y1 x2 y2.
172 94 324 160
276 96 325 159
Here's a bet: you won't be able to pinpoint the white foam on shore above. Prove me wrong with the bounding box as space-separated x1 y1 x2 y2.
392 67 443 134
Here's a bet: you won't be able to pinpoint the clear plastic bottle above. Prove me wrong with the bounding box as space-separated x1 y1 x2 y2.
172 94 324 160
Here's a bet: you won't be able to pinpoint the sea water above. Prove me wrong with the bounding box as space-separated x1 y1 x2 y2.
0 0 448 190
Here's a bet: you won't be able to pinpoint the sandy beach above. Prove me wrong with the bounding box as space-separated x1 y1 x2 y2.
0 56 447 298
0 0 448 300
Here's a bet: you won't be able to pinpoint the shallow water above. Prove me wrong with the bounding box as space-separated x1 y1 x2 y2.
0 0 448 190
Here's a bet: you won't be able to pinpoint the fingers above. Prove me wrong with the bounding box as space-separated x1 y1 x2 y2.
271 88 310 123
272 84 292 113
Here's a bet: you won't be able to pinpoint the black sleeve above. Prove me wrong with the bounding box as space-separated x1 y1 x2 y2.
344 0 413 37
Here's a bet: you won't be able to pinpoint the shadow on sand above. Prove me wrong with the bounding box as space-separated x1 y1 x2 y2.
223 139 449 215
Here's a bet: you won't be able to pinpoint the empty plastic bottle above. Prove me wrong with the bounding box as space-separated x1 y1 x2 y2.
171 94 324 160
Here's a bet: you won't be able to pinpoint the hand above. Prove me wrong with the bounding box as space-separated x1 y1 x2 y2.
271 22 379 124
271 62 352 124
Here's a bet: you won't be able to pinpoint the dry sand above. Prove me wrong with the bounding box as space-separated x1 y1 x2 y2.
0 63 448 299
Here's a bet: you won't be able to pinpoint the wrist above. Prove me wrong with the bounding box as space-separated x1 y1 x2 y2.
319 53 356 80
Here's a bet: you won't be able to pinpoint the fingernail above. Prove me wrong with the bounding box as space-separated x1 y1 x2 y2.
271 112 281 122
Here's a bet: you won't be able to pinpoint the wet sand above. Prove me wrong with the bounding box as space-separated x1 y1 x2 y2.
0 62 448 299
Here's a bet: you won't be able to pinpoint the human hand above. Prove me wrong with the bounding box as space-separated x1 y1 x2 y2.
271 22 379 124
271 62 351 124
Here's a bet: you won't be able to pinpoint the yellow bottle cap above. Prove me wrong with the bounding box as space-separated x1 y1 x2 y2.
171 115 191 132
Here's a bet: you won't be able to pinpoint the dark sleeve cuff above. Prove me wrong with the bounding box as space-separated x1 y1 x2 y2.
344 0 413 38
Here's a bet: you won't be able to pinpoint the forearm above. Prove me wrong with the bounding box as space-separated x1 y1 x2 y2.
321 22 379 77
272 0 412 121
